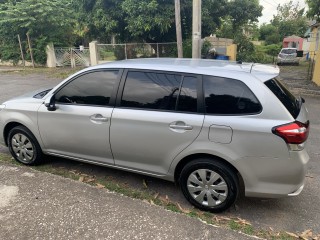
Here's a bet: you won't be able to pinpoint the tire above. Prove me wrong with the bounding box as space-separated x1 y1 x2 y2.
7 126 43 165
179 158 239 213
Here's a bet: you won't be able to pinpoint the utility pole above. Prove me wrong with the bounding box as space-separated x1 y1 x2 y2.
175 0 183 58
192 0 201 58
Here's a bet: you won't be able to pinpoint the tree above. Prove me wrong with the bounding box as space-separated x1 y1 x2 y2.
0 0 75 63
259 23 281 44
306 0 320 21
271 1 308 39
71 0 127 44
70 0 229 44
227 0 263 32
121 0 174 42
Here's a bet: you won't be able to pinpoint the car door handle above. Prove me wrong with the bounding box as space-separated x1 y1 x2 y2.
169 123 193 130
90 114 108 123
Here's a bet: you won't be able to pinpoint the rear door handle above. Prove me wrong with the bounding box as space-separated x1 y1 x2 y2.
169 121 193 131
169 124 193 130
90 114 108 124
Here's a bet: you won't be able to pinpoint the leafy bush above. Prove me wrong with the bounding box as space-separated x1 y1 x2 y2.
0 40 20 64
201 39 213 56
182 39 192 58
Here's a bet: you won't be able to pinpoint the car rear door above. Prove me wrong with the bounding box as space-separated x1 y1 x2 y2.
110 70 204 175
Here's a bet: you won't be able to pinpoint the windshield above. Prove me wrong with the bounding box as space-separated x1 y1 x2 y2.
265 78 301 119
281 49 297 54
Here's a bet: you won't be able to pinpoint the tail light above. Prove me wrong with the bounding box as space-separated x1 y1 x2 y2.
273 121 309 144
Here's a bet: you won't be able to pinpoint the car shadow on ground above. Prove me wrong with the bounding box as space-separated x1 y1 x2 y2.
42 155 289 215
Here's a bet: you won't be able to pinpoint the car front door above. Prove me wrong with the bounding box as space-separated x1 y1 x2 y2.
38 69 121 164
110 70 204 175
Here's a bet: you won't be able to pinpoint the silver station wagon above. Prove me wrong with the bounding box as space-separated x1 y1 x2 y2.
0 59 310 212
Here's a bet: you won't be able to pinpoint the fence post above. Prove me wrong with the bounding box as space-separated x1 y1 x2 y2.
71 48 76 68
125 44 128 60
17 35 25 67
157 43 159 58
89 41 99 66
46 43 56 68
26 33 35 68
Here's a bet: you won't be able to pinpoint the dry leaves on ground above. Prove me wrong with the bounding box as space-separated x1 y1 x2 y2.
176 203 191 214
96 183 105 189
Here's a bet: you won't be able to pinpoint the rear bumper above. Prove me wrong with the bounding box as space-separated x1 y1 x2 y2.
288 184 304 197
277 57 299 64
235 149 309 198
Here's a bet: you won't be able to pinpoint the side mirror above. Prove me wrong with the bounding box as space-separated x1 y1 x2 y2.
44 95 57 111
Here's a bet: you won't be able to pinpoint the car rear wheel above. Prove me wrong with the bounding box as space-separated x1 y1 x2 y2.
179 158 239 213
8 126 43 165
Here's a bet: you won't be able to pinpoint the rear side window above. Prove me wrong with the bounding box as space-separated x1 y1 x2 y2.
265 78 300 118
176 76 198 112
121 71 198 113
281 49 297 54
203 76 262 115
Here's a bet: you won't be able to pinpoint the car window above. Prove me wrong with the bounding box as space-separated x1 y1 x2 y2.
121 71 181 110
281 49 297 54
265 78 300 119
177 76 198 113
203 76 262 115
121 71 199 113
55 70 118 106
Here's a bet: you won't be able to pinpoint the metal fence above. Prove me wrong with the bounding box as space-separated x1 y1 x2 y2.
97 43 177 62
54 47 90 67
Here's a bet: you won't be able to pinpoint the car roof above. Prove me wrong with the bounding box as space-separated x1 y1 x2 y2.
81 58 280 82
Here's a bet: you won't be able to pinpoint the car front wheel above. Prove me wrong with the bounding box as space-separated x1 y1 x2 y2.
179 158 239 213
8 126 43 165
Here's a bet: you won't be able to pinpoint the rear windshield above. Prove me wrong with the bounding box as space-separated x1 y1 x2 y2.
281 49 296 54
265 78 300 118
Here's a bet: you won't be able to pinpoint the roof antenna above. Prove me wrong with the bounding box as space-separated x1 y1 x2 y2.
250 63 255 73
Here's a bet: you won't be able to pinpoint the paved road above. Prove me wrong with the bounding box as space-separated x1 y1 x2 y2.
0 163 252 240
0 68 320 235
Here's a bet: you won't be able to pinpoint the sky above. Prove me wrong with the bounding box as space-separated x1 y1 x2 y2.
258 0 307 25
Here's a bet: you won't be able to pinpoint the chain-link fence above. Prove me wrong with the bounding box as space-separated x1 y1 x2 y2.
97 43 177 62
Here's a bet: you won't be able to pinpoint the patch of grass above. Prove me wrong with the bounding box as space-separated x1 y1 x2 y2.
243 225 254 235
0 152 310 239
187 211 198 218
166 203 181 213
229 220 242 231
3 67 83 79
0 153 12 163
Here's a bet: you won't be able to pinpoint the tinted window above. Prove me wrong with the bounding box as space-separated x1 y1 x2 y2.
177 76 198 112
204 76 262 115
265 78 300 118
121 71 181 110
281 49 297 54
55 70 118 106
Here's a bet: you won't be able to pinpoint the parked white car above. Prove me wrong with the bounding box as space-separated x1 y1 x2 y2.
277 48 300 65
0 58 310 212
